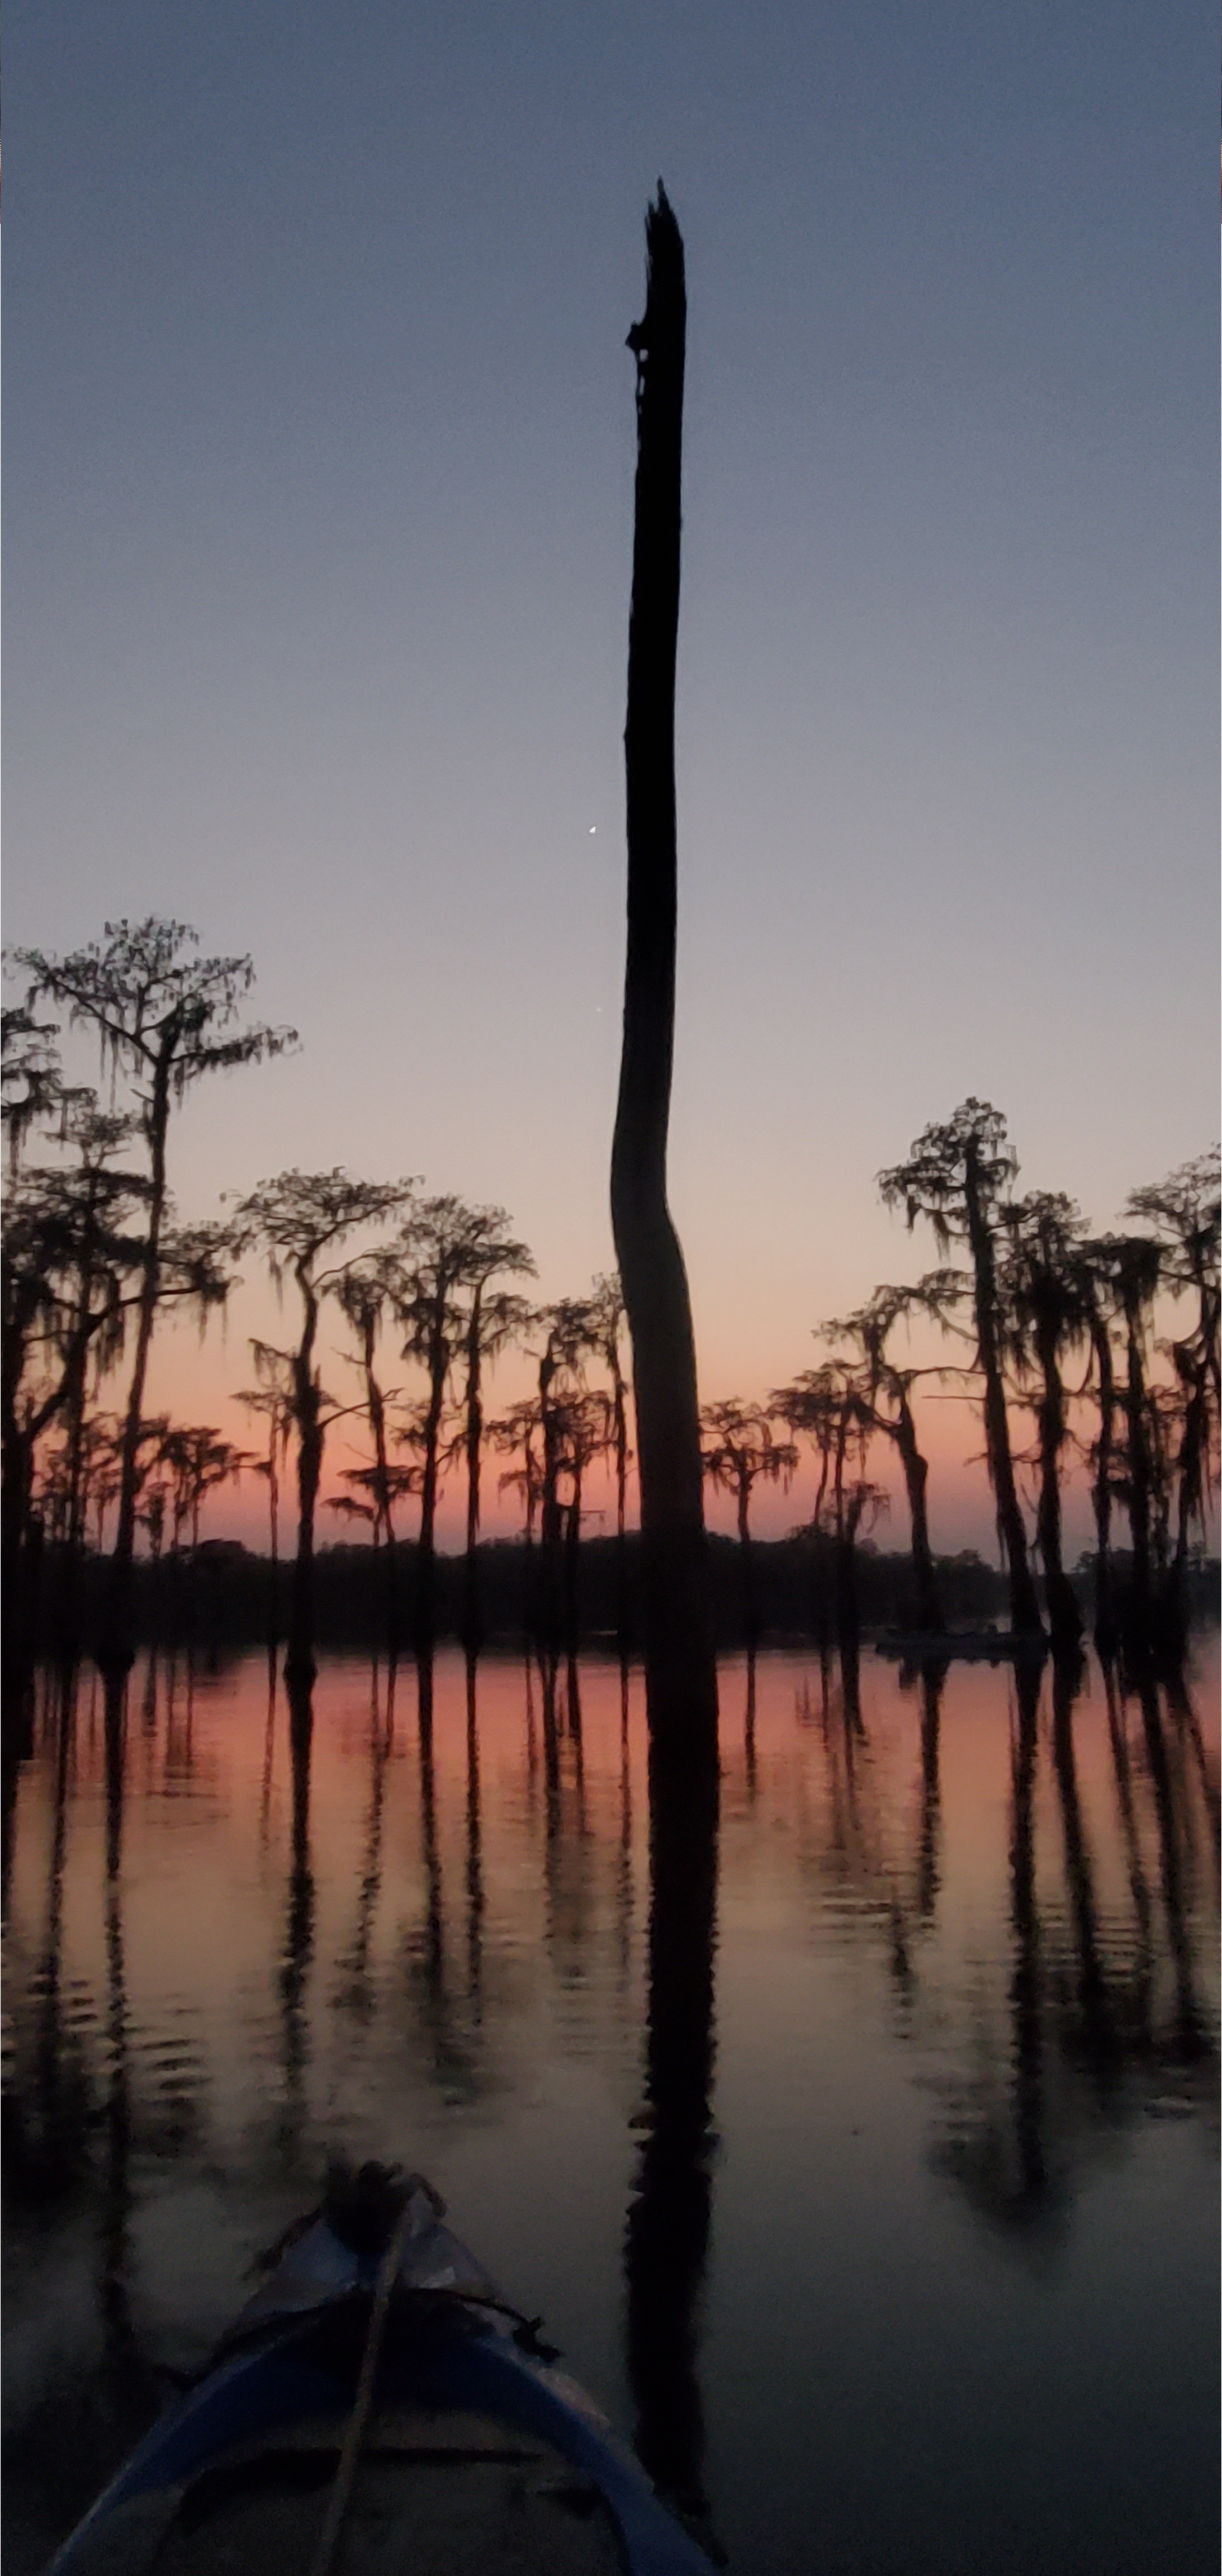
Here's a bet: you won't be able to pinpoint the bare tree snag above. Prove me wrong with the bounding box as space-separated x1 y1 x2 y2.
611 183 717 1753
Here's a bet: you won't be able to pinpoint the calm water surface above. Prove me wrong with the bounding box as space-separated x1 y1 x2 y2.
3 1642 1219 2573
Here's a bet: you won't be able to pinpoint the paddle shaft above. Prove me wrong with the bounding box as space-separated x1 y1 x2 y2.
306 2199 418 2576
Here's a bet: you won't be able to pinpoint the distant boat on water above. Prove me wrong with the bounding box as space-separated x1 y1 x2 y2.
872 1627 1049 1663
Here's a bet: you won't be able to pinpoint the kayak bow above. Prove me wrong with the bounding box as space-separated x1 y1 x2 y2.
47 2165 720 2576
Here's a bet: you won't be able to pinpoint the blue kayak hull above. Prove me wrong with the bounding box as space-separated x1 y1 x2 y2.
46 2184 718 2576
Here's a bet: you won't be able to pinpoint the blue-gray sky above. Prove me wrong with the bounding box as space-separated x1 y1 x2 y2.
7 1 1216 1541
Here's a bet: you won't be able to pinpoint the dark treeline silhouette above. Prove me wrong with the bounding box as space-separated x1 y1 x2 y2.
4 932 1218 1692
700 1400 797 1647
227 1169 414 1680
878 1104 1043 1639
6 924 293 1670
18 1524 1214 1664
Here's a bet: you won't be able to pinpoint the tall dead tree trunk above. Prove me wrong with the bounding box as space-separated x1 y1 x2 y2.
104 1043 173 1668
414 1305 448 1646
1088 1314 1118 1658
1120 1276 1155 1638
461 1285 485 1647
610 182 716 1758
1032 1314 1083 1658
963 1144 1043 1637
286 1266 323 1685
888 1391 944 1635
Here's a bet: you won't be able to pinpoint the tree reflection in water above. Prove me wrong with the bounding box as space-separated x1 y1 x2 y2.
523 1647 539 1803
0 1639 1216 2576
465 1647 484 2017
1165 1664 1221 1875
1 1667 35 1920
1103 1656 1155 2014
258 1641 278 1852
1134 1664 1211 2063
21 1664 78 2202
625 1685 720 2546
278 1668 316 2162
1050 1653 1117 2076
742 1647 758 1799
614 1650 634 1998
923 1653 1218 2241
1007 1660 1050 2219
913 1660 946 1923
97 1662 169 2470
410 1642 449 2083
334 1656 394 2019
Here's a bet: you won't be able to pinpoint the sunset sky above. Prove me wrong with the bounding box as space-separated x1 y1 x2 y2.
7 1 1215 1553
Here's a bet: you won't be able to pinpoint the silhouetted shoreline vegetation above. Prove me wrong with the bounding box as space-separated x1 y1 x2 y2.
11 1528 1219 1663
3 967 1219 1688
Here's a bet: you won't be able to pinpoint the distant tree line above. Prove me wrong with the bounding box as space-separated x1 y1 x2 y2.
3 924 1218 1676
708 1102 1218 1669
